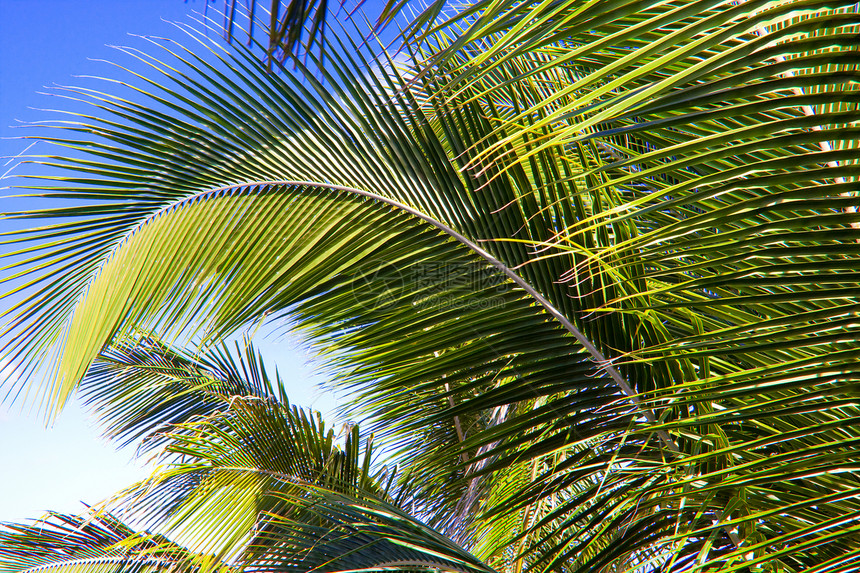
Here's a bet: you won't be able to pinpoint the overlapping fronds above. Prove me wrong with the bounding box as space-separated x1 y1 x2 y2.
81 333 284 448
109 396 492 573
397 0 860 570
218 0 351 65
0 510 214 573
4 332 491 573
0 18 629 561
4 0 860 571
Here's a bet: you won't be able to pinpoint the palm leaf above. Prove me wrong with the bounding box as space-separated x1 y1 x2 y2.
81 333 284 448
400 0 860 569
4 2 860 570
0 510 214 573
110 396 493 573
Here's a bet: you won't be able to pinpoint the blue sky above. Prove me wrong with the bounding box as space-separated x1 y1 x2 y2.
0 0 345 524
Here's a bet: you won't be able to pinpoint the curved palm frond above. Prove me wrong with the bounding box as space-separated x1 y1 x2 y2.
4 0 860 570
0 19 632 561
110 396 492 573
82 333 284 448
400 0 860 570
0 510 214 573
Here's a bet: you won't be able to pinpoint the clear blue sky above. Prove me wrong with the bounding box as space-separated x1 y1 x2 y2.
0 0 343 524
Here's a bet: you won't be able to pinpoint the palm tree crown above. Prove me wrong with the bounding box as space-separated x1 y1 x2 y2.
2 1 860 572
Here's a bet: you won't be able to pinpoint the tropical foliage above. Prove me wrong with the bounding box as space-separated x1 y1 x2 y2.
2 0 860 571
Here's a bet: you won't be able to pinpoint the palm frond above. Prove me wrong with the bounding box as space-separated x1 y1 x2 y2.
110 396 492 573
5 2 860 571
400 0 860 569
0 510 213 573
81 333 283 448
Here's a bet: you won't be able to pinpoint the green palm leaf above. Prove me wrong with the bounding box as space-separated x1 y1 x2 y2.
81 333 284 448
0 510 214 573
4 1 860 570
110 396 492 573
400 0 860 569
